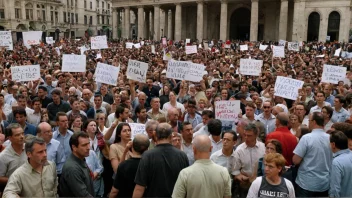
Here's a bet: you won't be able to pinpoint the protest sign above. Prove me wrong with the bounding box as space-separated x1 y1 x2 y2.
326 36 331 41
274 76 304 100
259 44 268 51
162 37 167 46
141 41 145 46
204 42 209 50
80 46 87 55
334 48 341 57
186 38 190 44
11 65 40 82
129 123 147 139
273 46 285 58
299 41 303 47
184 63 205 82
151 45 155 54
346 52 352 59
321 64 347 84
225 44 231 49
185 45 197 54
0 31 13 50
95 63 120 86
288 42 299 51
55 47 60 56
215 101 241 122
240 59 263 76
134 43 141 48
240 45 248 51
316 55 325 58
166 61 190 80
46 37 54 44
163 50 172 61
62 54 86 72
127 59 148 83
279 40 286 46
22 31 42 47
126 42 133 49
91 35 108 49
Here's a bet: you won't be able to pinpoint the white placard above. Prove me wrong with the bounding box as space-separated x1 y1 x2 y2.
80 46 87 55
126 42 133 49
240 45 248 51
346 52 352 59
134 43 141 48
129 123 147 139
279 40 286 46
163 50 172 61
46 37 54 44
162 37 167 46
151 45 155 54
326 36 331 41
91 35 108 49
299 41 303 47
259 44 268 51
185 45 197 54
96 53 102 59
321 64 347 84
288 42 299 51
225 44 231 49
55 47 60 56
11 65 40 82
95 63 120 86
240 59 263 76
0 31 13 50
127 59 148 83
186 38 190 44
204 42 209 50
316 55 325 58
22 31 42 48
166 61 190 80
184 63 205 82
274 76 304 100
334 48 341 57
273 46 285 58
141 41 145 46
62 54 86 72
215 101 241 122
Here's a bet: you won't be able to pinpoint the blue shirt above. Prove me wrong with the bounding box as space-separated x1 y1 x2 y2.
331 107 350 123
257 113 276 135
325 94 335 106
24 123 37 136
53 129 73 174
184 113 202 129
47 138 65 174
294 128 333 192
329 149 352 197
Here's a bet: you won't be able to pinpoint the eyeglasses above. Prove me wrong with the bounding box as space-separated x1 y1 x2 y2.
263 106 271 109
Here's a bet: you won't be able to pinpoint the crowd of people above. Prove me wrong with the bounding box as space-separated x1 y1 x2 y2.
0 37 351 198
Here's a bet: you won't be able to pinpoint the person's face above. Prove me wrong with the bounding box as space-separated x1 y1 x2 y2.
202 115 210 125
308 114 314 131
244 130 256 143
222 133 236 151
15 113 26 124
264 161 282 178
163 86 169 94
33 101 42 111
45 76 52 83
80 102 87 111
100 86 107 94
120 125 131 142
73 137 90 158
57 115 69 130
172 134 181 149
82 92 91 100
17 98 26 108
334 98 342 109
114 94 121 104
324 86 331 95
0 96 4 104
124 99 131 107
181 124 193 142
86 121 97 134
96 115 105 125
37 89 45 98
52 94 60 104
147 79 153 87
221 90 228 99
206 89 213 97
265 142 277 154
263 102 272 113
187 105 196 114
169 92 176 102
168 110 179 123
316 93 325 102
21 89 28 97
245 106 255 117
152 98 160 109
40 125 53 143
295 105 306 117
94 97 102 107
71 101 80 111
138 95 146 105
289 115 299 126
306 86 312 94
73 117 82 128
27 143 47 166
121 108 130 120
269 88 275 95
137 109 147 120
146 127 155 139
240 85 247 92
9 127 24 146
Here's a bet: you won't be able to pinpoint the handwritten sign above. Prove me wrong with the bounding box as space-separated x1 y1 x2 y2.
162 37 167 46
95 63 120 86
46 37 54 44
259 44 268 51
62 54 86 72
215 101 241 122
11 65 40 82
22 31 42 48
240 59 263 76
126 42 133 49
185 63 205 82
0 31 13 50
273 46 285 58
127 59 148 83
166 61 190 80
279 40 286 46
186 38 190 44
334 48 341 57
274 76 304 100
204 42 209 50
91 35 108 49
80 46 87 55
163 50 172 61
240 45 248 51
321 64 347 84
185 45 197 54
129 123 147 139
151 45 155 54
288 42 299 51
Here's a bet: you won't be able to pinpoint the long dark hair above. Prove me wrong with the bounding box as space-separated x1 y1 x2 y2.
114 123 131 144
83 119 98 133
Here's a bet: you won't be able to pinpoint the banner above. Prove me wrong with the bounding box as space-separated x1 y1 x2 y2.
0 31 13 50
134 43 141 48
95 63 120 86
274 76 304 100
259 44 268 51
321 64 347 84
215 101 241 122
126 42 133 49
127 59 148 83
129 123 147 139
288 42 299 51
62 54 86 72
91 35 108 49
46 37 54 44
273 46 285 58
240 45 248 51
240 59 263 76
11 65 40 82
185 45 197 54
22 31 42 48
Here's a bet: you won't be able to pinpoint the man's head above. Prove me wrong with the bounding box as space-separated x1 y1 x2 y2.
14 108 27 125
25 137 47 166
132 134 150 155
245 102 256 118
135 105 147 121
37 122 53 143
150 97 161 110
208 119 222 137
145 120 158 140
262 101 272 114
193 135 212 159
16 94 27 108
32 97 42 112
294 103 307 118
100 85 108 95
69 97 81 112
201 110 214 125
171 132 182 149
6 123 24 146
37 86 48 99
315 91 326 103
45 75 53 84
94 94 103 108
221 130 237 151
115 105 130 121
51 89 62 104
323 84 332 96
334 95 346 109
322 106 333 120
244 123 258 144
181 121 193 143
155 123 172 142
82 89 92 101
309 112 324 130
69 131 90 159
146 78 153 88
264 153 286 177
330 130 348 153
236 118 249 138
275 112 289 128
137 92 147 107
187 99 197 115
167 108 179 124
56 112 69 131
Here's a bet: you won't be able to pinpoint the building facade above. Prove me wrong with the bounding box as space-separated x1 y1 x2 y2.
0 0 112 41
111 0 351 42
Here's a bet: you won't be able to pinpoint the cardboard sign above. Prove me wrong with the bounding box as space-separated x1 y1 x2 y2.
127 59 148 83
62 54 86 72
204 42 209 50
166 61 189 80
259 44 268 51
273 46 285 58
185 45 197 54
326 36 331 41
184 63 205 82
240 59 263 76
186 38 190 44
80 46 87 55
151 45 156 54
55 47 60 56
288 42 299 51
126 42 133 49
11 65 40 82
0 31 13 50
46 37 54 44
129 123 147 139
240 45 248 51
274 76 304 100
162 37 167 46
215 101 241 122
91 35 108 49
278 40 286 46
95 63 120 86
134 43 141 48
321 64 347 84
22 31 42 48
334 48 341 57
163 50 172 61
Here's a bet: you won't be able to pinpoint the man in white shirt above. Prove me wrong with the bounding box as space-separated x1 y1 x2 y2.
26 98 42 126
208 119 223 155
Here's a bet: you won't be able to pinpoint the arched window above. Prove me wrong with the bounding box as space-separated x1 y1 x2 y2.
307 12 320 41
25 3 34 20
327 11 340 41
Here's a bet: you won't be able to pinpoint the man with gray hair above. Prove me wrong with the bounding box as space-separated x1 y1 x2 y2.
145 120 158 149
3 137 58 197
133 123 189 198
172 135 231 198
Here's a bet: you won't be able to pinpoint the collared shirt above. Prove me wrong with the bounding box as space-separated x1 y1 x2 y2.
4 94 16 106
233 141 265 176
209 135 223 154
53 130 73 174
26 109 41 126
0 144 27 178
309 102 331 114
325 94 335 106
331 107 350 123
47 138 64 173
86 150 104 196
184 113 202 129
324 120 333 132
294 128 332 192
210 149 236 175
305 92 315 104
257 113 276 135
329 149 352 197
3 161 58 198
2 103 12 118
193 125 209 137
147 109 166 121
23 122 37 136
47 100 71 121
181 141 194 165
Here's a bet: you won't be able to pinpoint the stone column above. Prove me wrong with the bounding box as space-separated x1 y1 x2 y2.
278 0 288 40
175 3 182 41
117 10 120 38
167 10 172 39
138 6 144 39
203 3 208 40
112 9 118 39
219 0 228 41
151 10 154 40
154 5 160 40
250 0 259 41
124 7 130 39
144 10 150 39
292 0 306 41
121 10 125 38
197 1 204 41
164 9 168 38
319 14 328 42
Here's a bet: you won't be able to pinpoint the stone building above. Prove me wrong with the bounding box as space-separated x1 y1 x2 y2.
0 0 112 41
111 0 351 42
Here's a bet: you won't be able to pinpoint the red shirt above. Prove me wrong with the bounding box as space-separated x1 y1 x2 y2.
266 127 298 165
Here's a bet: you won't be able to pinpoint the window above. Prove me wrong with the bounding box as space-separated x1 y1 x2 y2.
75 13 78 23
102 16 104 24
42 10 46 21
102 2 104 9
71 13 74 24
55 12 58 23
108 4 110 10
97 15 99 24
96 0 99 8
107 16 109 24
84 15 87 24
51 11 54 22
90 2 92 9
15 8 21 19
75 0 77 6
64 11 66 22
84 0 87 9
25 3 34 20
89 16 92 25
0 9 4 19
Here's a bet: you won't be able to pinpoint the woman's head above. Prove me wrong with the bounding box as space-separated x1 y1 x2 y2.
83 119 97 134
114 123 132 143
265 139 283 154
169 91 176 102
162 85 170 95
289 114 300 127
96 112 106 126
70 115 83 129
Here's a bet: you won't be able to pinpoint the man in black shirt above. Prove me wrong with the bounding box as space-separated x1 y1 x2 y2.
133 123 189 197
142 77 160 106
109 134 150 198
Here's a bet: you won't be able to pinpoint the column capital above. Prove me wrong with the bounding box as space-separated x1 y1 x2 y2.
281 0 288 2
196 0 204 4
175 3 182 6
220 0 228 4
154 4 160 8
137 5 144 9
251 0 259 2
124 6 130 10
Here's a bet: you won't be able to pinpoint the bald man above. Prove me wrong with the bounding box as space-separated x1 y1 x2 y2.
172 135 231 198
167 108 182 133
266 112 298 165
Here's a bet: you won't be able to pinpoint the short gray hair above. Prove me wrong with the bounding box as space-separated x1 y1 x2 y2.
244 123 259 135
145 120 158 131
156 123 172 140
25 137 46 153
